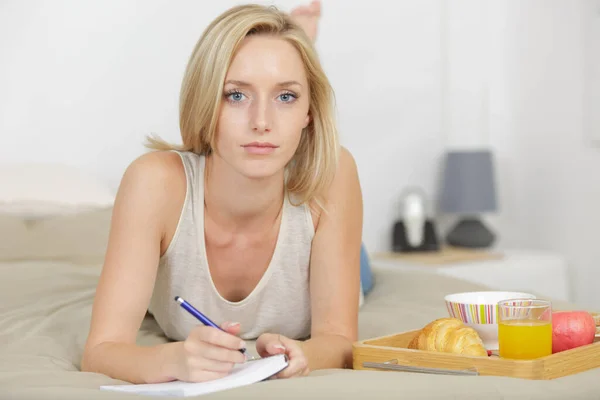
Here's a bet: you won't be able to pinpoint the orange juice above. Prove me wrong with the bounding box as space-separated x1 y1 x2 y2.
498 320 552 360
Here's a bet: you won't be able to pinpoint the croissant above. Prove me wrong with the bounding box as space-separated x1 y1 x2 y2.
407 317 488 357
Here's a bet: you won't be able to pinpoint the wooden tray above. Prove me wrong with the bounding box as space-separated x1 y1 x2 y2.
353 329 600 380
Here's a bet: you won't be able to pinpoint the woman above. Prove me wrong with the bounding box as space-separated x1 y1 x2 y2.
81 1 363 384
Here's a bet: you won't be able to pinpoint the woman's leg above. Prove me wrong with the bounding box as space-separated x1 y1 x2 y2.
290 0 321 43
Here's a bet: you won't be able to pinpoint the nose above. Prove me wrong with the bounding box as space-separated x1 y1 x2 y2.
250 96 272 134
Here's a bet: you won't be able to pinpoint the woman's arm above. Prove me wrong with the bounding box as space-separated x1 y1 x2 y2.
81 152 186 383
286 3 363 371
302 146 363 370
256 147 363 376
81 152 245 384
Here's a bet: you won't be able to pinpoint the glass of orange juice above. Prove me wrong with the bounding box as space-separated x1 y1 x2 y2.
498 298 552 360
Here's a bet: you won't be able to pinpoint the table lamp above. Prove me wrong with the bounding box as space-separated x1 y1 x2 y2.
439 150 498 248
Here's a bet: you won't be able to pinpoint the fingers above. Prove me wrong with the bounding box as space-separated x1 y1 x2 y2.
256 334 310 379
190 325 246 352
221 321 242 336
275 354 309 379
177 342 237 383
177 323 249 383
255 333 286 358
185 329 245 362
273 337 309 379
184 324 246 364
186 355 235 373
201 342 246 364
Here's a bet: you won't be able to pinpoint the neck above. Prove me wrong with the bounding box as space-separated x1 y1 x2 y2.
203 153 285 232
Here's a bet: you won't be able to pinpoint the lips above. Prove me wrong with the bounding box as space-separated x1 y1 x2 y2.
242 142 278 148
242 142 279 155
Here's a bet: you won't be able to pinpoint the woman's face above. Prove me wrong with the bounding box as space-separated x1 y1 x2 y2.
214 35 310 180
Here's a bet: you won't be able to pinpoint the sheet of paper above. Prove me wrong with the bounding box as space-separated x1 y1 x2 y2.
100 354 288 397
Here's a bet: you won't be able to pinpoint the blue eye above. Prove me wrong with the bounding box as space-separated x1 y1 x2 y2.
279 92 297 103
226 91 246 102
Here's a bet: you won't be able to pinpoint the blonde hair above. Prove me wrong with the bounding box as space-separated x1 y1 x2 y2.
146 4 339 207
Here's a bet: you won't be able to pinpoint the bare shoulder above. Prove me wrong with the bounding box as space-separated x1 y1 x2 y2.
335 146 360 185
309 146 362 230
119 151 186 199
326 146 362 211
123 150 185 184
115 151 187 249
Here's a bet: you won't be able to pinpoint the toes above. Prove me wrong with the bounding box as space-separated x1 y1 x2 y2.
309 1 321 15
291 5 308 15
291 1 321 17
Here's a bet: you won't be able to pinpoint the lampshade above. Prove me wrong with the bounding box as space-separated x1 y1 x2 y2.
439 150 498 214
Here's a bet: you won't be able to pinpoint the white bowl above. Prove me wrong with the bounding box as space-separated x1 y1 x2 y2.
444 291 537 350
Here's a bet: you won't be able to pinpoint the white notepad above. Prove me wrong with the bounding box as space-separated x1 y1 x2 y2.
100 354 288 397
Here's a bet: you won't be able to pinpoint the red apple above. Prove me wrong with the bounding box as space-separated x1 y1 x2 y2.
552 311 596 353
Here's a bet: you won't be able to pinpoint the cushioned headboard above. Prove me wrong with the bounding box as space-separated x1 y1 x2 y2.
0 162 115 263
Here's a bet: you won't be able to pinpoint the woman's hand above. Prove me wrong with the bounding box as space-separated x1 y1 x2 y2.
167 322 247 383
255 333 310 379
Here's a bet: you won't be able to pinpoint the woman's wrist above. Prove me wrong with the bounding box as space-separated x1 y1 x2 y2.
156 342 183 383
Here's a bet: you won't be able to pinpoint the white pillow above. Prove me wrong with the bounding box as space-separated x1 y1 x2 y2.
0 163 115 219
0 163 115 262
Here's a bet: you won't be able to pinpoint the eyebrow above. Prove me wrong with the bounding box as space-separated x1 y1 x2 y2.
224 80 303 88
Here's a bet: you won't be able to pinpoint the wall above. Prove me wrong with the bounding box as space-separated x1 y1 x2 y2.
441 0 600 308
2 0 600 306
0 0 444 255
489 0 600 308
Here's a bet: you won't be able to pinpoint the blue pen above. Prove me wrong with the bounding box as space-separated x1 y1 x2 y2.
174 296 246 354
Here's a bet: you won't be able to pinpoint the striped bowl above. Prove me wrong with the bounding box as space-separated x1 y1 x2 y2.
445 291 537 324
444 291 537 350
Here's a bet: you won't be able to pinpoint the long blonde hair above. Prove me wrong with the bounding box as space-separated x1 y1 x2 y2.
146 4 339 207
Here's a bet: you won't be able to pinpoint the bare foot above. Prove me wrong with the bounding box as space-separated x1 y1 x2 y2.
290 0 321 42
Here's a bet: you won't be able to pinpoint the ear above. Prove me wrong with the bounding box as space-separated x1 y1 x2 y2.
303 113 311 129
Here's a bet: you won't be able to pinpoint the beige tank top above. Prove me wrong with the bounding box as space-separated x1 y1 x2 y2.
148 151 314 342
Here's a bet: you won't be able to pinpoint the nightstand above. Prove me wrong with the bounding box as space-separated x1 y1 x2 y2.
370 247 571 302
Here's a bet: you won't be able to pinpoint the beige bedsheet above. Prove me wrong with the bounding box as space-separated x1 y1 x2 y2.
1 259 599 400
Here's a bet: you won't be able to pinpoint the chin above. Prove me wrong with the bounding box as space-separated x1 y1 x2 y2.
237 158 287 180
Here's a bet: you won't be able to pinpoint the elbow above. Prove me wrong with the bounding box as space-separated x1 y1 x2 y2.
80 341 108 374
308 332 355 370
333 333 355 369
80 345 96 373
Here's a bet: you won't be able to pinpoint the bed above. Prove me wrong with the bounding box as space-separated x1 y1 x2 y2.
2 164 600 399
2 258 600 400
